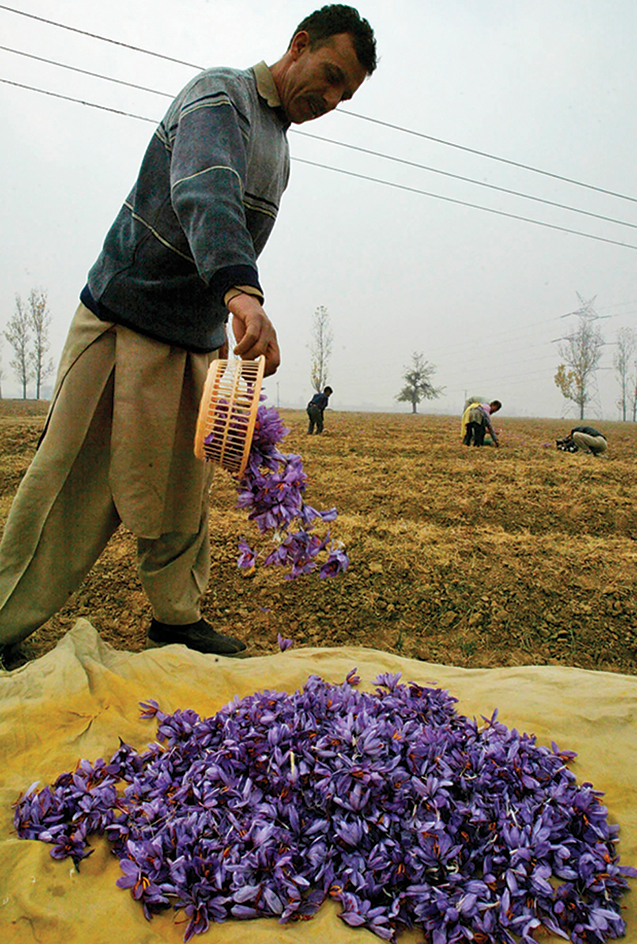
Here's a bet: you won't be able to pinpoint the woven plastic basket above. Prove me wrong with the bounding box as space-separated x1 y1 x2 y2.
194 355 266 477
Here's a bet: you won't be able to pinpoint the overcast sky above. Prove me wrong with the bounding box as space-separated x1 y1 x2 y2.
1 0 636 419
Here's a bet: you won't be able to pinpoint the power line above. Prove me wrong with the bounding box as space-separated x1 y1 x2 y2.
5 41 636 232
417 302 627 364
0 44 174 98
294 129 637 231
439 344 556 367
430 324 562 361
0 77 156 122
0 3 202 69
293 158 637 251
338 110 637 206
4 42 636 233
3 75 636 252
3 2 637 207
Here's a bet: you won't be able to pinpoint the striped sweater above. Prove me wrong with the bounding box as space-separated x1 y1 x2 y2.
83 62 290 352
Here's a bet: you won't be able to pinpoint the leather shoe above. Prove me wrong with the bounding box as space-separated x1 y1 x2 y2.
147 618 247 656
0 643 29 671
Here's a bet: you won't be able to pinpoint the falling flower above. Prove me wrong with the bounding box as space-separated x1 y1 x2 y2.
236 537 256 570
234 399 349 580
13 672 637 944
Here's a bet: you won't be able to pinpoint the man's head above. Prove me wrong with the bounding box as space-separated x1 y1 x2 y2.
489 400 502 414
271 5 377 124
324 386 333 396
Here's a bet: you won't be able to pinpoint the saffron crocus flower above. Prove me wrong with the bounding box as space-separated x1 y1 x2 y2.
277 634 293 652
13 671 637 943
319 547 349 578
237 538 256 570
233 400 348 581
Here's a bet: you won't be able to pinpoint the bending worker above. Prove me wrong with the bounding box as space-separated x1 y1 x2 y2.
307 386 333 434
568 425 608 456
462 399 502 447
0 5 377 670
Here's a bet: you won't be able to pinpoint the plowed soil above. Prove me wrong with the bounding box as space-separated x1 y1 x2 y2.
2 400 636 674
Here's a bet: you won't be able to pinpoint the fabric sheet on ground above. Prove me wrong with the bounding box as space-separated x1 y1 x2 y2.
1 620 636 944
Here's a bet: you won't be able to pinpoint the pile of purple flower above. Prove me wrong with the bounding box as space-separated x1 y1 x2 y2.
14 672 636 943
234 401 348 579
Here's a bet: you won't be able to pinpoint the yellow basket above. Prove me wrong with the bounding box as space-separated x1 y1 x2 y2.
194 355 266 477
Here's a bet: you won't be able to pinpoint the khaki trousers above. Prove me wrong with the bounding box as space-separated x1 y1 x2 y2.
0 305 216 647
571 431 607 455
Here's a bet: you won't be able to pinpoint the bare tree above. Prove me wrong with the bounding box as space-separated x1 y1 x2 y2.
396 352 443 414
4 294 33 399
628 360 637 423
613 327 636 421
309 305 333 393
27 288 55 399
554 312 605 419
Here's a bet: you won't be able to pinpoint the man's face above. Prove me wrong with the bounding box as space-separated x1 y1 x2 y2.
278 32 368 124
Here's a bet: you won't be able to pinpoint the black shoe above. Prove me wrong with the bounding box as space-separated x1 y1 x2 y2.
0 643 29 672
147 619 247 656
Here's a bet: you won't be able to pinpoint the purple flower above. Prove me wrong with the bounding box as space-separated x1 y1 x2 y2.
277 634 293 652
233 401 348 582
237 538 256 570
13 677 637 943
319 546 349 578
116 858 152 900
251 403 289 451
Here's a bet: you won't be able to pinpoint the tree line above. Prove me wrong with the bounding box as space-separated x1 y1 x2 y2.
1 290 55 400
397 298 637 420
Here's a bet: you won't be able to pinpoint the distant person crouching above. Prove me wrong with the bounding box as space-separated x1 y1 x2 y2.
557 425 607 456
307 386 333 434
461 399 502 447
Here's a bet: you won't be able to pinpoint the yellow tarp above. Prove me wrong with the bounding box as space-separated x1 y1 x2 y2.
1 620 636 944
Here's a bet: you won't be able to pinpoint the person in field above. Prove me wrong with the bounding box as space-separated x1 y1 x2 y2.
461 399 502 447
307 386 333 434
0 5 377 671
557 425 607 456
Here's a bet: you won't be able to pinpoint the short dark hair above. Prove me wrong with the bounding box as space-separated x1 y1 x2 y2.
490 400 502 412
292 5 377 74
324 386 333 395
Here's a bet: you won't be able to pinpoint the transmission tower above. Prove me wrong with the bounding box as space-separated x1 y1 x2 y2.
564 293 605 419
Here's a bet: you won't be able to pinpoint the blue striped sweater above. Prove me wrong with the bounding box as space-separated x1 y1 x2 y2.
83 62 290 352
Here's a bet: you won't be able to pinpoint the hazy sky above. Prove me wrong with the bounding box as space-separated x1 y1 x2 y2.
1 0 636 419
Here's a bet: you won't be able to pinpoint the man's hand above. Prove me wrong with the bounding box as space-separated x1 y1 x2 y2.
227 293 280 376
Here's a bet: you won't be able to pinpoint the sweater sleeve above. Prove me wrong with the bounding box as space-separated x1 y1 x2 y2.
169 75 263 303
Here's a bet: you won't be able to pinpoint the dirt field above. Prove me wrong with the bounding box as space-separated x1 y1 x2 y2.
1 400 636 675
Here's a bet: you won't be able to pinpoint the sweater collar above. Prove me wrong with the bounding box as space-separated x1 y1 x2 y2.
252 61 282 108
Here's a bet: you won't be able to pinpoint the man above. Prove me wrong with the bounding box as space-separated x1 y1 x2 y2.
307 386 333 434
0 6 377 669
558 425 607 456
461 400 502 447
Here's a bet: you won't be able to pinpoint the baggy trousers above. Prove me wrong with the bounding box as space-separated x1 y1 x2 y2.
571 431 608 455
0 304 216 647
